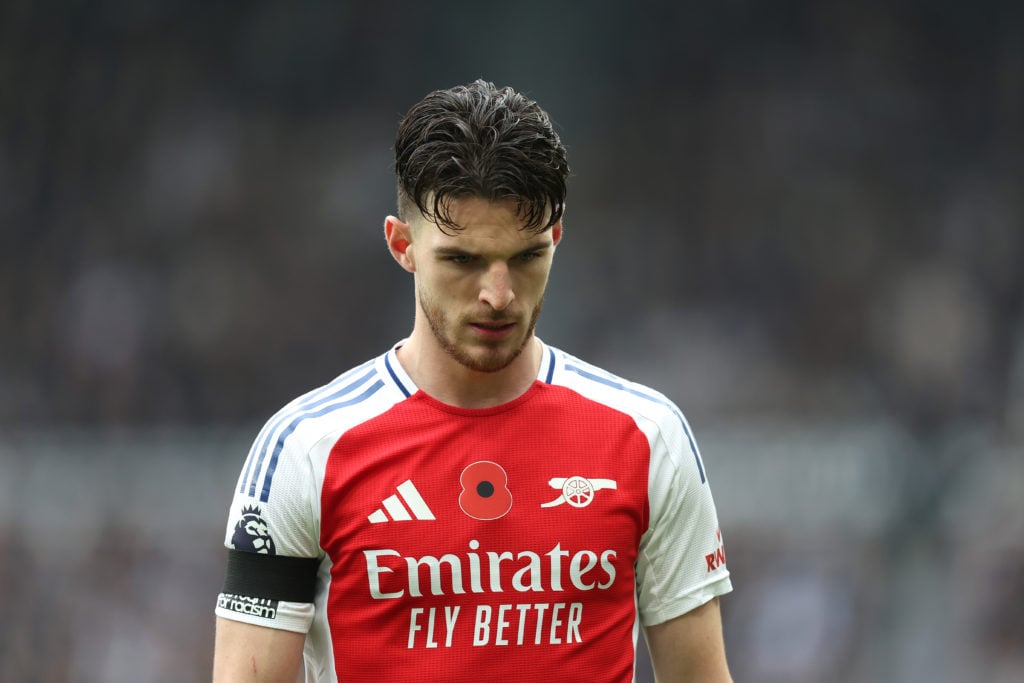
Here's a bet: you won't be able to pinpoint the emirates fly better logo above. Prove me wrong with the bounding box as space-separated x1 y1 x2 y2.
362 464 624 650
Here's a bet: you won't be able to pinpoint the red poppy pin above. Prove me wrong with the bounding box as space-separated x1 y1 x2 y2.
459 461 513 520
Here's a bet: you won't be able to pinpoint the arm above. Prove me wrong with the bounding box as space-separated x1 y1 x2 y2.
213 617 305 683
645 597 733 682
216 422 322 682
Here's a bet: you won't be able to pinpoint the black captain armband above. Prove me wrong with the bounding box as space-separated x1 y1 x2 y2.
223 549 320 603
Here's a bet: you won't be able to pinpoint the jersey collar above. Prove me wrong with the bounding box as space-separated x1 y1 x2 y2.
382 337 556 399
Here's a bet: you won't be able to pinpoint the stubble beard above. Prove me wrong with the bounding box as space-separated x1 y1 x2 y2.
419 286 544 374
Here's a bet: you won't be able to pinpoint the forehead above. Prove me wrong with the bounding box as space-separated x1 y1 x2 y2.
413 197 552 250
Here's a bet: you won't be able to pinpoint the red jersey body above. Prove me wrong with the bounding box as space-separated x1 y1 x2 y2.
217 341 732 682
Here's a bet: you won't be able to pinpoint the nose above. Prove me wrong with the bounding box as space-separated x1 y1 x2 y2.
479 262 515 311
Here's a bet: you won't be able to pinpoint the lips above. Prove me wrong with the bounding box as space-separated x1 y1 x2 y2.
469 321 516 339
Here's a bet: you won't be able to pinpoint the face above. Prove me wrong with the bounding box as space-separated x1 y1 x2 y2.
397 197 562 373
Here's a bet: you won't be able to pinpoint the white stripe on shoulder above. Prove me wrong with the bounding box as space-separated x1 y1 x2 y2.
239 359 377 496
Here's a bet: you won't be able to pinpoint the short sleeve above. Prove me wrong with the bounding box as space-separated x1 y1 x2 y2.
215 424 322 633
635 408 732 626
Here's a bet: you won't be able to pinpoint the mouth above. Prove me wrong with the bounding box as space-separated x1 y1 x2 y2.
469 321 517 340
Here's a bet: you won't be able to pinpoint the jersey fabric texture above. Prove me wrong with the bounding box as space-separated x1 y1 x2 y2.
217 340 732 682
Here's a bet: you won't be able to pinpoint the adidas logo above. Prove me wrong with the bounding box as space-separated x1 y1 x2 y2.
368 480 436 523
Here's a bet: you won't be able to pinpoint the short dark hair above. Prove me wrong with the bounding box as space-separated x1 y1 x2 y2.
394 80 568 234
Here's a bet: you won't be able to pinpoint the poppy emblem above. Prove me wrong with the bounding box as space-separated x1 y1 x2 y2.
459 461 513 520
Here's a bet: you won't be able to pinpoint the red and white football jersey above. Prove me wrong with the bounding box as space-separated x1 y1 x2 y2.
217 340 732 682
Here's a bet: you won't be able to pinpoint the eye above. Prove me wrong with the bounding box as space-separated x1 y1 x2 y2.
517 251 543 263
446 254 473 264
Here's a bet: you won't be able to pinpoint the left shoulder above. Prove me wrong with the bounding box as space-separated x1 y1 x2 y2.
543 343 706 479
544 344 684 426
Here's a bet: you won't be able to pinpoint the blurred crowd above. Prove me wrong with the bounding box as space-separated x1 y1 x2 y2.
3 0 1021 431
1 1 1022 681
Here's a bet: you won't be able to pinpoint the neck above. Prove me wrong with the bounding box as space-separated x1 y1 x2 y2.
396 330 542 409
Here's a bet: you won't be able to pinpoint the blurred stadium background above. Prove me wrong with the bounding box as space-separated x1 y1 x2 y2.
2 1 1022 681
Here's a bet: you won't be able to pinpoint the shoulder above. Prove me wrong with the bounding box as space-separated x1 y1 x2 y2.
544 344 705 479
270 356 396 447
547 345 683 426
238 348 412 503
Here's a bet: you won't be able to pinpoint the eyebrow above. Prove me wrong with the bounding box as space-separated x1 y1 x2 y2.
432 240 552 260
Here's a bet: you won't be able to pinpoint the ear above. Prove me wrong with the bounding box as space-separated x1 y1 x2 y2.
551 220 563 247
384 215 416 273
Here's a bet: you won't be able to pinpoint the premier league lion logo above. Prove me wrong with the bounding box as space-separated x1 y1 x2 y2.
231 504 276 555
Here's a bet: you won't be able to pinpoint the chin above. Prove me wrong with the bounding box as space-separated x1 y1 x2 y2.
455 337 530 374
460 348 520 374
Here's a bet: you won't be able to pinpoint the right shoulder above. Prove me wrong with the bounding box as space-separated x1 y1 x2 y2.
235 346 417 504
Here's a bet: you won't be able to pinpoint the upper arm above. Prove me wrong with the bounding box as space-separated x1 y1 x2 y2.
214 617 305 683
216 420 323 682
644 597 732 682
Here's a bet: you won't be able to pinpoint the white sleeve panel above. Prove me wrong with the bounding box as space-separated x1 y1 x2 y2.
217 425 322 635
635 406 732 626
222 427 321 559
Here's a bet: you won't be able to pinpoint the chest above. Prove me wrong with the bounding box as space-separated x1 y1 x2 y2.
319 389 652 587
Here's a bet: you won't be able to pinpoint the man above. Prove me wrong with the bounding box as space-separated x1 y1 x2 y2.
213 80 733 682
